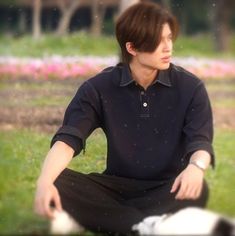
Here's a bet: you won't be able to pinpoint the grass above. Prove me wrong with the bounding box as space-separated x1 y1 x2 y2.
205 79 235 108
206 129 235 216
0 32 235 58
174 33 235 58
0 127 234 234
211 98 235 109
0 128 107 234
206 80 235 92
0 130 51 234
0 79 79 108
0 32 118 57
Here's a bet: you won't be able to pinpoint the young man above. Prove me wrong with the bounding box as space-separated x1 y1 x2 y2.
34 1 214 234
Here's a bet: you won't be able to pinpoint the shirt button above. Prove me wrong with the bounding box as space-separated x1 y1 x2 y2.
143 102 148 107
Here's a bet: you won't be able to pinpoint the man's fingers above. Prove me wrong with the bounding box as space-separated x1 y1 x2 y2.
53 191 62 212
184 186 196 199
44 195 54 218
44 204 54 218
177 184 201 200
175 182 188 199
34 184 62 219
171 176 181 193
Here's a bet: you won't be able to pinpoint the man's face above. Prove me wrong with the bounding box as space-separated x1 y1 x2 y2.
133 23 173 70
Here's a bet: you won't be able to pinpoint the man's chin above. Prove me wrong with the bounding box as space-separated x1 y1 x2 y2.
155 63 170 71
143 62 171 70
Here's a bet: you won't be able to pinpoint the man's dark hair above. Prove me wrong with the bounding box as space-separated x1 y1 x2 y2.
115 1 178 63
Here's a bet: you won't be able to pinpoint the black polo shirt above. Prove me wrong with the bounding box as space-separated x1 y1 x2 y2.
51 63 214 180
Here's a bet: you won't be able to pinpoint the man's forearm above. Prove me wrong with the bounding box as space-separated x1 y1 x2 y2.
37 141 74 186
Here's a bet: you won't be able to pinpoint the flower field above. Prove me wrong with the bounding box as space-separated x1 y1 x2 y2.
0 56 235 80
0 56 117 80
173 57 235 80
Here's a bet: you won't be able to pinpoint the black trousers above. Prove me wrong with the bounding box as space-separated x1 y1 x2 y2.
54 168 209 234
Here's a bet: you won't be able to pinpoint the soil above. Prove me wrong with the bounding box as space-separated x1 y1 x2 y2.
0 79 235 133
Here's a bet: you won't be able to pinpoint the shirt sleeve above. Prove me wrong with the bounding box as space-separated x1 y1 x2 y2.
183 81 215 167
51 81 102 157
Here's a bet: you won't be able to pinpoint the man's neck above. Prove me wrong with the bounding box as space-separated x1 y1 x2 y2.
129 61 158 90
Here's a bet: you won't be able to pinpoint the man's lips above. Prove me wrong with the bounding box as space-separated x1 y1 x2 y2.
161 56 171 63
161 56 171 60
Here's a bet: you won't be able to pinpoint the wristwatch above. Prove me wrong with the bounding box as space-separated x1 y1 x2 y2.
189 160 207 171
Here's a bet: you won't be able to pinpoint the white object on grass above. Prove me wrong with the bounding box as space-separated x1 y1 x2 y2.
50 209 84 235
132 207 235 235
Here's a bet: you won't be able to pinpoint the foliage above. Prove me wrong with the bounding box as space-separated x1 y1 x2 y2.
174 34 235 57
0 32 235 58
0 32 118 57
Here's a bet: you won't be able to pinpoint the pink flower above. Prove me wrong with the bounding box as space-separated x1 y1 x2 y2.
0 56 235 80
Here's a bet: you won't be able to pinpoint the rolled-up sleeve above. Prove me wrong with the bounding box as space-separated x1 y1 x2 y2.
183 81 215 167
51 81 101 157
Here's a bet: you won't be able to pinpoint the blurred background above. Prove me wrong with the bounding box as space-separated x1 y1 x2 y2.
0 0 234 235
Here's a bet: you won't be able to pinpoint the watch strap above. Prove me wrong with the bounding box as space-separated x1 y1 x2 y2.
189 160 206 171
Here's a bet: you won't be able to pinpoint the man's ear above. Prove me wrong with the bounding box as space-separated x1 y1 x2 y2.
126 42 137 56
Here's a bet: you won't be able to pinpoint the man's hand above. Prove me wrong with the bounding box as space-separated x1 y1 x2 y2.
170 164 204 200
34 141 74 219
34 182 62 219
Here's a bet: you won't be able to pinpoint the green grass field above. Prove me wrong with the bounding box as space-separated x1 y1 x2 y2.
0 128 235 234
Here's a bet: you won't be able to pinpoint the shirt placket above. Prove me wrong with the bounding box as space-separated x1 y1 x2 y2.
139 90 150 118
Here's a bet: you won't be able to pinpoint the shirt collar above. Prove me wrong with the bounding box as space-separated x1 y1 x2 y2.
119 63 172 87
119 63 134 87
157 68 172 87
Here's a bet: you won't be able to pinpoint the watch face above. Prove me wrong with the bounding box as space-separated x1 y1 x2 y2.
195 160 206 170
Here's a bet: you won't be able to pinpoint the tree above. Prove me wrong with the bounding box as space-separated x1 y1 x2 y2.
56 0 80 36
18 8 27 34
33 0 42 39
210 0 234 51
161 0 171 10
90 0 106 36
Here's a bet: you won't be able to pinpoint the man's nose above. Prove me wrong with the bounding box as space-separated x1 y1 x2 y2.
163 40 172 52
